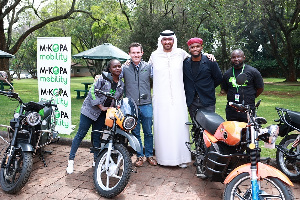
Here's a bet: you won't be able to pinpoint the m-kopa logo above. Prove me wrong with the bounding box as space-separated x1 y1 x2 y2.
39 66 68 85
39 43 68 62
40 88 68 97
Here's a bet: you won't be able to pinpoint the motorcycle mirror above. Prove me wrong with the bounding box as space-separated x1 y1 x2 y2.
0 71 14 91
236 73 247 85
255 99 262 108
0 71 8 81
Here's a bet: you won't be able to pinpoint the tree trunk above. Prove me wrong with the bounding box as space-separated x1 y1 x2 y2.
0 9 10 72
220 30 229 72
285 34 297 82
262 20 297 82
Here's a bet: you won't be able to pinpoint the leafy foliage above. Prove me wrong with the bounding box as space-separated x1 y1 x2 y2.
0 0 299 80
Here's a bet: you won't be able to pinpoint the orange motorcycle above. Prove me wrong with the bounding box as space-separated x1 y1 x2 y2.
91 89 141 198
186 102 249 181
223 101 294 199
186 74 294 199
186 100 294 199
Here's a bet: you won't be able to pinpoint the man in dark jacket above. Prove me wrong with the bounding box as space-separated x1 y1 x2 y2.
222 49 264 122
122 43 157 167
183 38 223 119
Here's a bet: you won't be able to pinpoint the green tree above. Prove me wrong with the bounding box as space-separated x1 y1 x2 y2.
10 34 37 79
0 0 85 76
69 0 131 77
128 0 193 60
244 0 300 81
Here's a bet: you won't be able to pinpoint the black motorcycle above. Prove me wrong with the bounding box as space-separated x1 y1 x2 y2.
275 107 300 181
0 71 59 193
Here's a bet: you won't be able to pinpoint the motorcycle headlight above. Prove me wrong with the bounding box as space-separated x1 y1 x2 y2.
26 112 41 126
122 116 137 131
267 125 279 144
259 125 279 144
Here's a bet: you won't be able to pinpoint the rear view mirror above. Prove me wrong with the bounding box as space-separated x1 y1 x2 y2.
0 71 14 91
0 71 8 81
236 73 247 85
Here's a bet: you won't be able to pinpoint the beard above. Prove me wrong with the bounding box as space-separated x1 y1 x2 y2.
233 61 244 68
191 53 201 58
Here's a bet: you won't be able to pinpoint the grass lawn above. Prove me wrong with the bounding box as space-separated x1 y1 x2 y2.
0 77 299 158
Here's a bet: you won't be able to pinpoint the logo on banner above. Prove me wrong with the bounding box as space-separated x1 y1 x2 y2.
39 66 68 85
37 38 72 134
39 44 68 62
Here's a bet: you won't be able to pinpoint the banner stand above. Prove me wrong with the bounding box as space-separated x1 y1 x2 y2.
37 37 73 135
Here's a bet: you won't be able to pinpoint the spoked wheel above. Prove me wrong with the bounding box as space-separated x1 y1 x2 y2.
93 144 132 198
223 173 294 200
276 134 300 181
0 149 33 194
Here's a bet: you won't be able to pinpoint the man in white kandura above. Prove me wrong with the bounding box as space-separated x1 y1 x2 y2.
149 30 191 168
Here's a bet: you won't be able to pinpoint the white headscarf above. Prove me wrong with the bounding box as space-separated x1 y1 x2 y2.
157 30 178 52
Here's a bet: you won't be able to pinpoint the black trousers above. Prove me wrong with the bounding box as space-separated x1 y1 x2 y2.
188 95 215 120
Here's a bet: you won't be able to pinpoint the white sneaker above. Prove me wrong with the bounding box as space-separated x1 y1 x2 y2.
178 163 187 168
66 160 74 174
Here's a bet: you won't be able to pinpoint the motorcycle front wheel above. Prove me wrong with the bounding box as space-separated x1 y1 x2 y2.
276 134 300 181
93 144 132 198
0 150 33 194
223 173 294 200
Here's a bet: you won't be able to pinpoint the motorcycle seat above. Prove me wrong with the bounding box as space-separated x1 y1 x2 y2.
287 110 300 129
194 109 225 135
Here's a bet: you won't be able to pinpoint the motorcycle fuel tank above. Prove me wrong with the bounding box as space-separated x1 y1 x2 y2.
214 121 247 146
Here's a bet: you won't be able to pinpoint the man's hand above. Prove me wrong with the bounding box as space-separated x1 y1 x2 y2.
124 59 130 65
94 74 101 82
256 88 264 98
206 54 216 62
98 104 108 111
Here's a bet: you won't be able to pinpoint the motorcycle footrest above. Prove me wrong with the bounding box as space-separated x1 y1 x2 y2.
90 147 101 152
185 142 197 155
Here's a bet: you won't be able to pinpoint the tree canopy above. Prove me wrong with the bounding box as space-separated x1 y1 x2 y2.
1 0 299 81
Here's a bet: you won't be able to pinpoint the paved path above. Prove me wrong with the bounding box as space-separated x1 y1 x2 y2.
0 138 299 200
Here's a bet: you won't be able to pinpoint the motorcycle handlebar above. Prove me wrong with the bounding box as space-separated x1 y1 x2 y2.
44 101 57 108
94 89 115 100
229 102 248 112
0 90 19 99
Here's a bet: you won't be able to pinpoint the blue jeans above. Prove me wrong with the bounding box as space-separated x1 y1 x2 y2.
132 104 154 158
69 112 106 161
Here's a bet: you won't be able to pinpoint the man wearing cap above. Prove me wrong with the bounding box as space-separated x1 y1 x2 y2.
183 38 223 119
